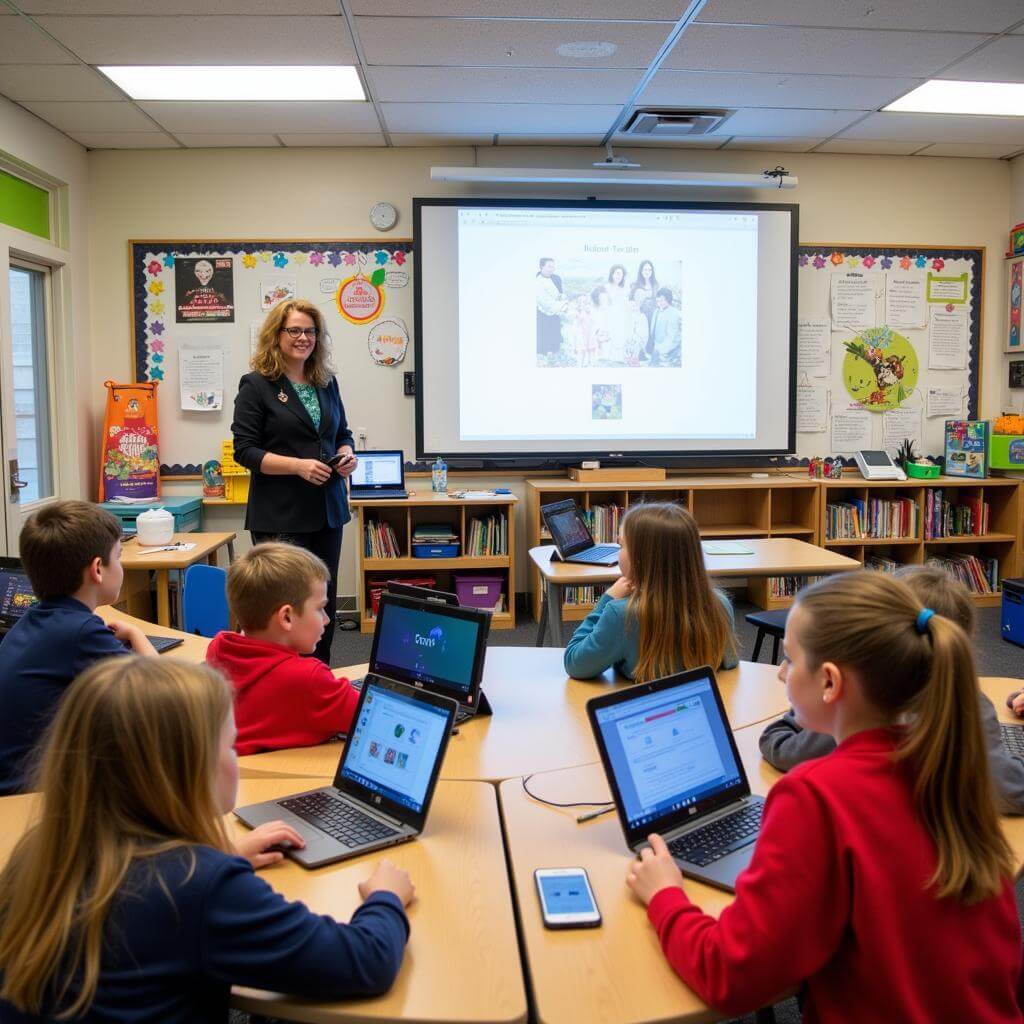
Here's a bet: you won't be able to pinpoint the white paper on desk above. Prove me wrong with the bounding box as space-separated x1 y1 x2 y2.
926 385 965 418
831 272 876 330
882 406 922 456
702 541 754 555
884 272 927 328
797 317 831 377
796 383 828 433
830 408 873 454
179 344 224 412
136 542 198 554
928 305 968 369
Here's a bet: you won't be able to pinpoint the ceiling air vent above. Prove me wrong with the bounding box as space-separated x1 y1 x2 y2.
621 109 732 137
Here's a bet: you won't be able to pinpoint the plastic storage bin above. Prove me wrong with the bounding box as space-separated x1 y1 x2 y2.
454 574 503 610
1002 578 1024 648
413 542 460 558
99 497 202 536
368 575 436 618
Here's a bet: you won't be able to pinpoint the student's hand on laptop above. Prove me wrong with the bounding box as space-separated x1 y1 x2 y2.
108 620 159 657
1008 689 1024 718
358 860 416 907
606 576 634 600
234 821 306 869
626 834 685 906
295 458 332 485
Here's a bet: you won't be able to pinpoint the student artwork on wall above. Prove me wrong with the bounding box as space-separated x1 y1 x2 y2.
131 240 413 476
795 245 982 465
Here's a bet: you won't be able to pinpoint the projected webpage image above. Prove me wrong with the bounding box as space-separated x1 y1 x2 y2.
457 208 760 444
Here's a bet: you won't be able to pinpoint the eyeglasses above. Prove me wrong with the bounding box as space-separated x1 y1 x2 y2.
281 326 318 339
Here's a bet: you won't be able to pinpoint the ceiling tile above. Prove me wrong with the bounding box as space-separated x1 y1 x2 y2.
815 138 926 155
613 135 725 148
67 130 178 148
369 67 641 104
355 17 668 68
640 69 916 111
380 101 619 133
721 136 820 151
177 133 282 147
936 36 1024 82
697 0 1024 33
278 132 387 146
138 100 380 132
914 142 1022 158
390 133 494 145
837 111 1024 144
707 107 864 137
34 15 357 64
19 100 156 131
662 24 990 77
349 1 680 17
0 64 123 101
0 17 76 62
494 133 602 145
17 0 339 11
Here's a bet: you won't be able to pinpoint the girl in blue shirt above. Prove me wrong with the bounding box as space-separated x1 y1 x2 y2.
0 657 413 1022
564 503 738 681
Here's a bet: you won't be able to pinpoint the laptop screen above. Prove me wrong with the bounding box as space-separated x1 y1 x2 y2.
372 599 482 695
340 682 450 813
544 502 592 552
0 561 37 625
592 675 744 831
351 451 403 489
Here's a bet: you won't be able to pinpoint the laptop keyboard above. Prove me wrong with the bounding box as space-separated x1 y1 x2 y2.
1002 724 1024 757
147 635 184 654
280 791 399 847
568 544 618 561
668 803 763 867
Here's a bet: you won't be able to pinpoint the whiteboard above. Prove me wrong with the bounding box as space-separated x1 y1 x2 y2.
130 240 414 476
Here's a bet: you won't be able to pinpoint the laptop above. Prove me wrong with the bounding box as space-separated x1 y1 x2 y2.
348 450 408 500
0 555 181 652
385 580 459 607
541 499 619 566
588 667 765 893
235 675 456 868
358 592 491 723
1002 723 1024 757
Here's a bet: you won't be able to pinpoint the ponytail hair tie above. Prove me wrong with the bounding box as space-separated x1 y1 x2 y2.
916 608 935 634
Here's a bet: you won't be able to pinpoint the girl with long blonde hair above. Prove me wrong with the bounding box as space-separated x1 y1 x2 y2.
626 570 1021 1023
564 502 737 682
0 658 413 1021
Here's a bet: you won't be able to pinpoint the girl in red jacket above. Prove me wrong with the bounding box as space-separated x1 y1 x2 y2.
626 570 1022 1023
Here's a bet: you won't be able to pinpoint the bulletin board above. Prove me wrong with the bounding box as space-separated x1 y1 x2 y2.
793 244 983 466
130 240 414 476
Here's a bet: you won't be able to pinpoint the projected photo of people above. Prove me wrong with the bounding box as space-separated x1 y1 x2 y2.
536 256 682 368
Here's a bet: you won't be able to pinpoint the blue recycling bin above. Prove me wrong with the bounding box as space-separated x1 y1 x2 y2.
1002 578 1024 648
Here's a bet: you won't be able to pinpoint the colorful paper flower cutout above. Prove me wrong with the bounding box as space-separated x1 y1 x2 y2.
830 251 844 266
880 257 892 270
147 280 164 295
932 257 945 271
163 253 175 268
797 253 808 267
146 259 162 276
343 252 357 266
273 252 288 268
862 255 875 269
812 255 826 269
148 300 165 316
309 250 325 266
327 251 342 267
260 251 271 263
151 353 164 364
393 250 406 266
150 367 164 380
293 251 308 265
899 256 912 270
150 321 165 336
374 250 388 265
242 253 257 269
846 255 860 267
150 339 165 353
915 255 926 268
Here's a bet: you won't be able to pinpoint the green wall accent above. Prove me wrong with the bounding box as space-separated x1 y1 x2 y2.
0 169 49 239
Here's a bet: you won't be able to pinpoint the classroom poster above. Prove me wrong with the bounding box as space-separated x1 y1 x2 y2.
928 305 968 369
175 257 234 323
179 344 224 411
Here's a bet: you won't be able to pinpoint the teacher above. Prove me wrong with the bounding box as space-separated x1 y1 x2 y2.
231 299 356 664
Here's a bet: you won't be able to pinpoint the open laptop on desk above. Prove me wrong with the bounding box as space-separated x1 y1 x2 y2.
541 499 620 566
235 675 456 868
588 667 764 893
348 450 408 500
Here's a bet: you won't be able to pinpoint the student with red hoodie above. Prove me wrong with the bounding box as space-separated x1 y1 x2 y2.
206 542 359 755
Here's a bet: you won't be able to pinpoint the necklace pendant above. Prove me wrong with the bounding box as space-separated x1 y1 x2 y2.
277 388 288 403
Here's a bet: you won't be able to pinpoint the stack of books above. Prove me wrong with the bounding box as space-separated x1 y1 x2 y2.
766 575 824 599
826 500 864 540
924 490 989 539
865 497 918 539
412 523 458 546
926 554 1000 594
467 514 508 556
583 504 624 544
564 584 608 607
364 519 401 559
864 555 900 573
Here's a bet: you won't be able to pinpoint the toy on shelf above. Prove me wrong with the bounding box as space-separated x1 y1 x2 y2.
808 456 843 479
991 414 1024 471
944 420 989 479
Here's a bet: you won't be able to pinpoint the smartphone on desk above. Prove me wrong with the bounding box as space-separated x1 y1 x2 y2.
535 867 601 929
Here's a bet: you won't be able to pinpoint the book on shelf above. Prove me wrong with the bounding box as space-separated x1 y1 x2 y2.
826 497 919 540
826 500 863 540
766 575 824 599
563 584 609 607
364 519 401 559
864 555 900 573
925 554 1000 594
582 504 624 544
923 490 989 540
412 523 458 544
467 513 508 556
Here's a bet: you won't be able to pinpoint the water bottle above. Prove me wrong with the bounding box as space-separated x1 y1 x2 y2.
432 456 447 493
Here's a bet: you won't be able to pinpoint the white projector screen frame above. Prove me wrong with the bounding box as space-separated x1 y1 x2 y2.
414 197 798 463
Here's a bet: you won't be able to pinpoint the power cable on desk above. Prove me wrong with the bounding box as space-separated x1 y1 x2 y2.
521 774 615 824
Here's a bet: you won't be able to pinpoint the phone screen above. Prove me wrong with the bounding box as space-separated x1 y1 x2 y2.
536 869 599 927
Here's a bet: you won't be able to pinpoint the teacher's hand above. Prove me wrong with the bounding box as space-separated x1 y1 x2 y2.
333 448 358 478
295 458 332 485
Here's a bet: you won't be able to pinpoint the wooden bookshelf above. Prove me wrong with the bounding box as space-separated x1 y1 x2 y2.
354 491 517 633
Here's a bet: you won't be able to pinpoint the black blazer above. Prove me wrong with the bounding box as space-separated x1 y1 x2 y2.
231 371 354 533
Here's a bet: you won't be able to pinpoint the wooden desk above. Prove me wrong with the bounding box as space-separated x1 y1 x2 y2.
96 605 210 662
0 777 526 1024
528 540 861 646
238 650 789 784
119 531 236 627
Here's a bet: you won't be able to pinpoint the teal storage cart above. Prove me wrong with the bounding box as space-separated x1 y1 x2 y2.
98 497 203 536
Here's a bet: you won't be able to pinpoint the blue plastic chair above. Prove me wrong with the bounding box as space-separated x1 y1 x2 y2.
182 563 229 637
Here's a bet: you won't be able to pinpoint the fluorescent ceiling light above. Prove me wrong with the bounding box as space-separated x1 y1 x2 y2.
430 166 797 189
98 65 365 101
884 79 1024 117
